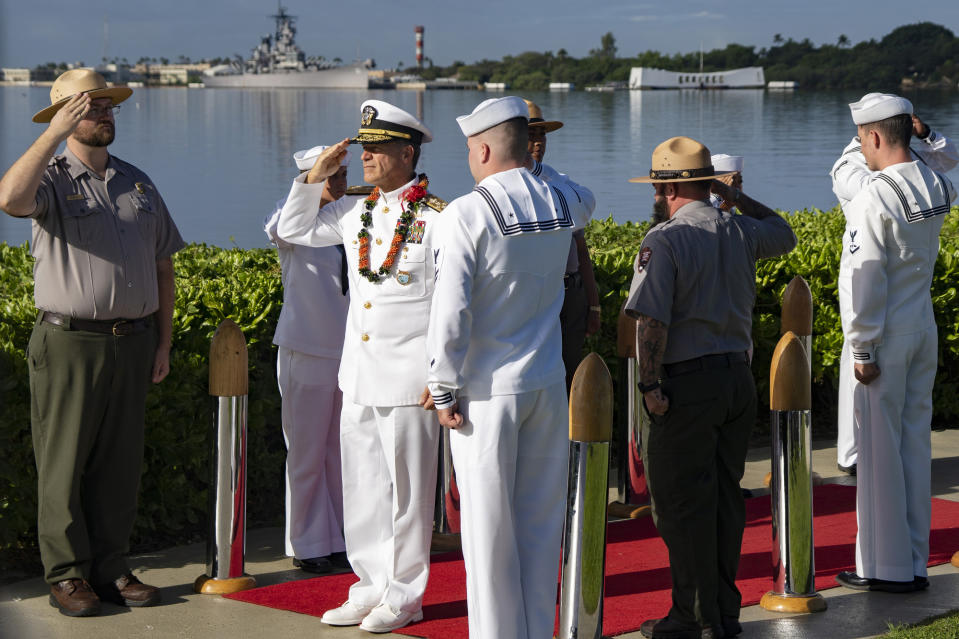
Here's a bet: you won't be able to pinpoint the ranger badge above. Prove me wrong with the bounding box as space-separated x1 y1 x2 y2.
638 246 652 272
397 270 412 285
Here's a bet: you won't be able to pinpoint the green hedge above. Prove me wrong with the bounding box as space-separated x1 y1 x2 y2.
2 206 958 570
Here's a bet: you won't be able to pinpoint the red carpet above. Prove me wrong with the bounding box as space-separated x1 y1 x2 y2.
224 484 959 637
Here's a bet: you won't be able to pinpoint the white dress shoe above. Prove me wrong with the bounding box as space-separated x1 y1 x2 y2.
320 600 376 626
358 603 423 633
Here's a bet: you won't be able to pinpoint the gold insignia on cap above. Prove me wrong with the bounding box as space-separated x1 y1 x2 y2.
361 105 377 127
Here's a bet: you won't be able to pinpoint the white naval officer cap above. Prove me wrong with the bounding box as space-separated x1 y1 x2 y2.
710 154 744 173
293 145 351 171
350 99 433 145
848 92 913 125
456 96 529 137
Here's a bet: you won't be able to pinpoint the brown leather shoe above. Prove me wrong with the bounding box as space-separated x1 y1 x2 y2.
49 579 101 617
93 573 161 607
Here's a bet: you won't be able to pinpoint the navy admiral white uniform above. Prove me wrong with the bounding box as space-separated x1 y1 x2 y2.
427 97 595 639
830 95 958 472
276 101 443 633
264 146 349 571
836 93 956 590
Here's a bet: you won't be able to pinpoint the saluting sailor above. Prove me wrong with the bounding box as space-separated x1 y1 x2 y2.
264 145 350 575
830 96 958 475
834 94 956 593
426 97 595 639
276 100 445 633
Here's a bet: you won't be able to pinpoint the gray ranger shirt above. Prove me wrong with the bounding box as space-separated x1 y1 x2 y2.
28 146 185 320
624 200 796 364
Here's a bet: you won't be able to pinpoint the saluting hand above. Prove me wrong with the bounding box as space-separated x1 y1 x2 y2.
912 114 930 139
48 93 91 141
307 138 350 184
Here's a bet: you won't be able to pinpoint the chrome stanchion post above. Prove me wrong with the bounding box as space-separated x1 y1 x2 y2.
432 428 462 551
559 353 613 639
608 304 651 520
760 331 825 613
195 319 257 594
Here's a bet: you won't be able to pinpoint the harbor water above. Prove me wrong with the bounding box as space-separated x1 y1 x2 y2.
2 86 957 248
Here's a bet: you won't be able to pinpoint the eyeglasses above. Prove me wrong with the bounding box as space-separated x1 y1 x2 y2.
85 104 121 119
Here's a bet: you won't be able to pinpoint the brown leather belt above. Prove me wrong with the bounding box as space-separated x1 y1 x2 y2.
41 311 151 336
663 351 748 377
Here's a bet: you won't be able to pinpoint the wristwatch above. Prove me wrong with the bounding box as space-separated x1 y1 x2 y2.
637 379 661 393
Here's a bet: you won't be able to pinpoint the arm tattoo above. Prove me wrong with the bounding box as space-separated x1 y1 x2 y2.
635 314 668 386
735 191 779 221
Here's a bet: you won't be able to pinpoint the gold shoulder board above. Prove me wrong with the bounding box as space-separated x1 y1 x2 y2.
345 185 374 196
425 194 447 212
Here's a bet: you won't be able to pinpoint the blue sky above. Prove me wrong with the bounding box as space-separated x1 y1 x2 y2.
1 1 958 69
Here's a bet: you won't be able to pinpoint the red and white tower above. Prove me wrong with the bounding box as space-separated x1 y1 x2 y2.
414 25 424 68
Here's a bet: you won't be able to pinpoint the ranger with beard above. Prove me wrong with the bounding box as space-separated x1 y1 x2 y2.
0 69 184 617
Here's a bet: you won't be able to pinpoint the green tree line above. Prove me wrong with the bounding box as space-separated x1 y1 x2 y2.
418 22 959 91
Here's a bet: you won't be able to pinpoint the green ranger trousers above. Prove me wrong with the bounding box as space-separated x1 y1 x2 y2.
641 360 756 632
28 312 156 585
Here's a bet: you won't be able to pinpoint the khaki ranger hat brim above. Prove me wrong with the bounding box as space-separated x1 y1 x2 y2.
32 68 133 123
523 98 563 133
630 135 736 183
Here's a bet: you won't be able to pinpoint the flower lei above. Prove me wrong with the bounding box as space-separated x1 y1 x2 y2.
357 173 430 282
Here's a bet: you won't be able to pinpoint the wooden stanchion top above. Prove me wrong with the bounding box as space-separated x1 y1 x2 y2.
780 276 812 337
617 301 636 359
209 319 248 396
569 352 613 442
769 331 811 411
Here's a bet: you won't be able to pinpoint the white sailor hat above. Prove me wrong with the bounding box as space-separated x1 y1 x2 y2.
293 145 350 171
710 154 744 173
350 99 432 145
849 92 913 125
456 96 529 137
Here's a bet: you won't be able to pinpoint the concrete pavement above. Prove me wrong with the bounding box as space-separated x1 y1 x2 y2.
2 430 958 639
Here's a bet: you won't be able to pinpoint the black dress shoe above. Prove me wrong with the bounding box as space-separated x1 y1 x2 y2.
721 615 742 637
640 616 722 639
329 551 352 570
293 556 333 574
836 571 916 593
913 575 930 590
838 463 857 476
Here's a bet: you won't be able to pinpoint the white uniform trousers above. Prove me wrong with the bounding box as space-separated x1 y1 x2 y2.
837 340 857 468
277 347 345 559
340 401 439 612
854 327 936 582
450 382 569 639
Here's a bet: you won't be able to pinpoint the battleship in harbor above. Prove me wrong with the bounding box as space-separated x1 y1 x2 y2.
203 6 372 89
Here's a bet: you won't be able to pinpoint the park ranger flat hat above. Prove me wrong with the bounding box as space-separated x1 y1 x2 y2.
32 68 133 123
350 99 433 145
523 99 563 132
630 136 737 183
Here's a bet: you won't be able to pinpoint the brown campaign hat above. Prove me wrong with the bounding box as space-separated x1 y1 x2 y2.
523 99 563 133
629 136 737 183
32 68 133 124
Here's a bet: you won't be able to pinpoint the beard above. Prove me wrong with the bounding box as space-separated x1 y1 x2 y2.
651 196 669 227
73 123 115 147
